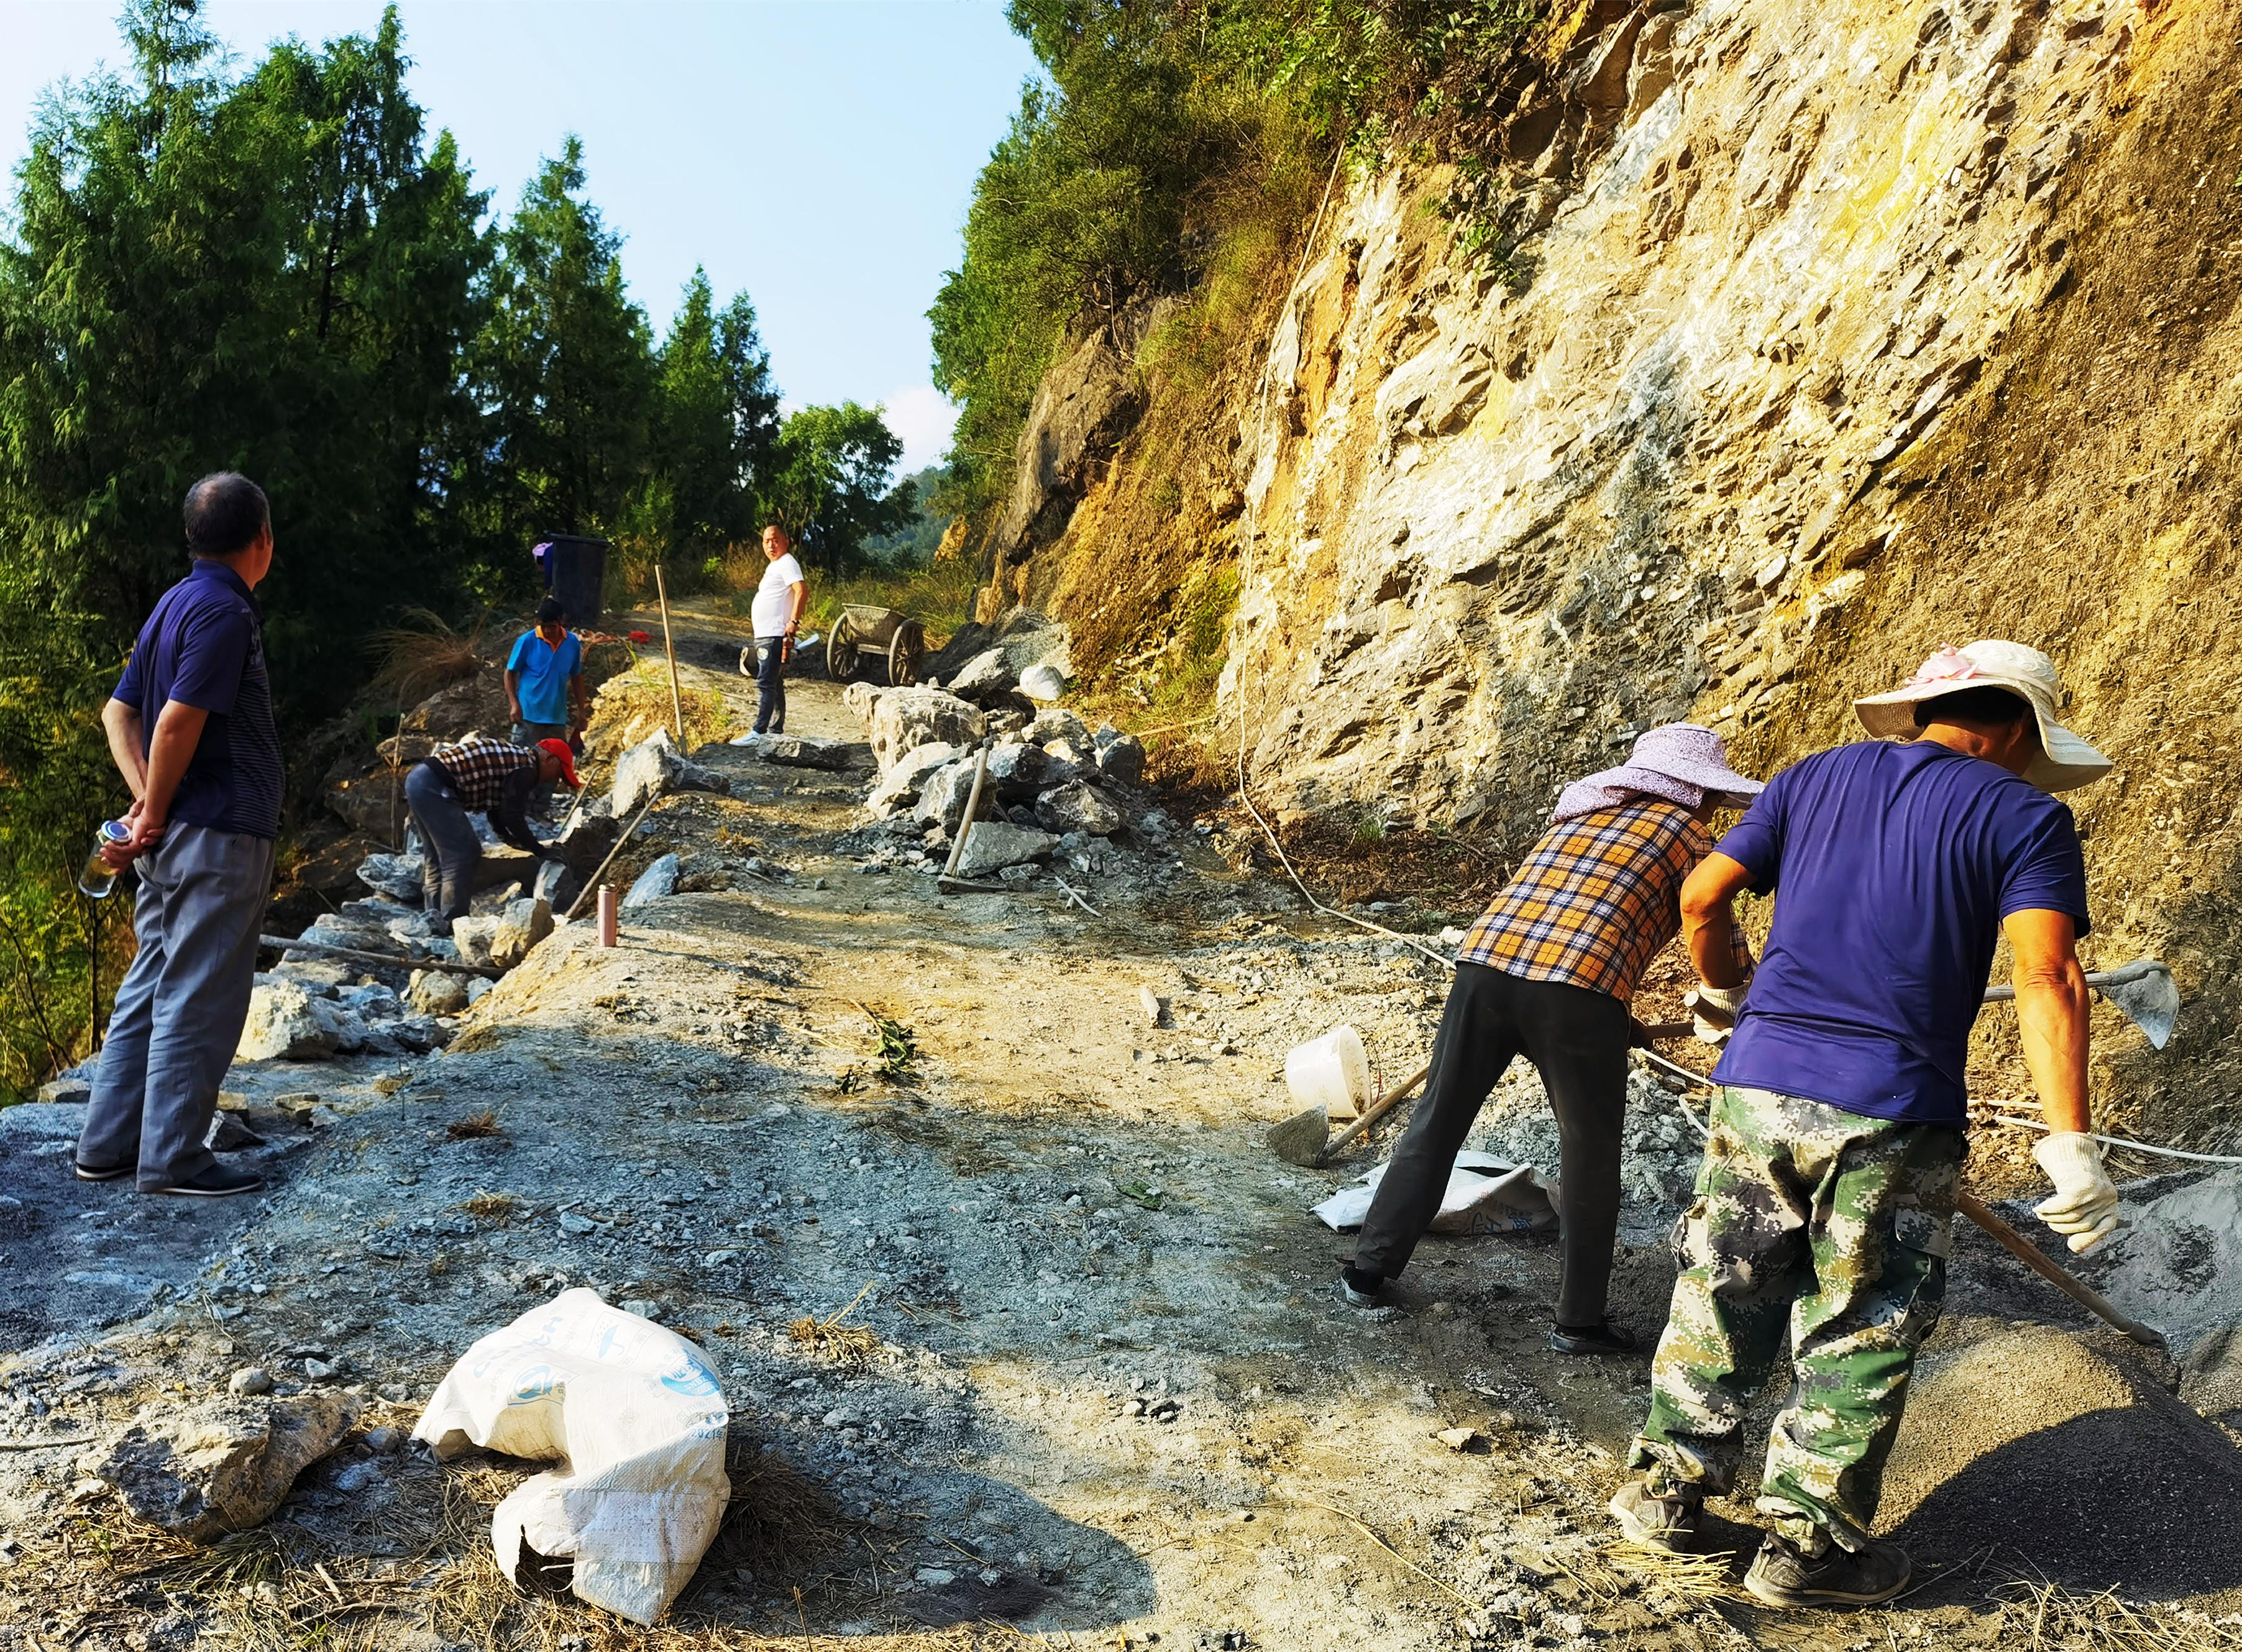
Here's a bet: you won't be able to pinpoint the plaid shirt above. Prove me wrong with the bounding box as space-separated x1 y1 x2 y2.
428 738 539 814
1459 800 1746 1003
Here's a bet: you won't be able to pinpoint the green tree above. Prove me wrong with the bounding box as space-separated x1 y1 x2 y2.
764 403 913 570
651 267 782 555
0 0 494 1091
472 136 655 541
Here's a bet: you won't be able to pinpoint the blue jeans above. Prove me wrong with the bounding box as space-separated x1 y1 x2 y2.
80 824 275 1188
753 638 787 734
405 761 486 920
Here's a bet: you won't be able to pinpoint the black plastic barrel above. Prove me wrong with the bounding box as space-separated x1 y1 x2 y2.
541 535 609 631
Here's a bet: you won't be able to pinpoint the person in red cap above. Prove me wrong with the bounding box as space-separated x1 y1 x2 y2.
404 735 580 933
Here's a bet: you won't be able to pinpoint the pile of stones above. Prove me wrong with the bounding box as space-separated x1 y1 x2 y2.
836 683 1169 882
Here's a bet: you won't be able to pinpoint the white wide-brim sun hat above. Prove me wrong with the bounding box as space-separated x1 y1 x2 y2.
1852 639 2113 793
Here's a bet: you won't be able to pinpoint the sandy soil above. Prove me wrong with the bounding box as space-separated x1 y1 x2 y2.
2 608 2239 1651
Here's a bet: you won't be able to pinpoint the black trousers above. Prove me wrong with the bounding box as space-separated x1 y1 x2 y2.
1353 961 1632 1326
753 638 787 734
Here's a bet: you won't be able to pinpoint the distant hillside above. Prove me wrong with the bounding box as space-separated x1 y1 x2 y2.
862 465 956 564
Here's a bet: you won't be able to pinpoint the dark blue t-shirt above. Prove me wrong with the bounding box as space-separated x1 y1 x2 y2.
1711 740 2090 1126
112 560 283 840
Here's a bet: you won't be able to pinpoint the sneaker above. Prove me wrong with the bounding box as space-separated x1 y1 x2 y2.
1339 1266 1384 1308
1550 1318 1639 1356
1744 1532 1911 1608
151 1165 267 1199
73 1160 132 1183
1608 1477 1702 1552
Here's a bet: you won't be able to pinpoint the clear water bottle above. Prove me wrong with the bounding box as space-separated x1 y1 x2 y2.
78 819 132 899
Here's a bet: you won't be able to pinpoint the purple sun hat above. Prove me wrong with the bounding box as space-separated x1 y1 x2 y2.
1551 723 1764 824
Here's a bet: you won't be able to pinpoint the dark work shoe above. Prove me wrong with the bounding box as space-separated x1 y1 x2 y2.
151 1165 266 1199
73 1160 132 1183
1550 1318 1639 1356
1340 1266 1384 1308
1744 1532 1911 1608
1608 1477 1702 1551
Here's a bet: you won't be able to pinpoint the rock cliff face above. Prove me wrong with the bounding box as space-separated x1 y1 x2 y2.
994 0 2242 1141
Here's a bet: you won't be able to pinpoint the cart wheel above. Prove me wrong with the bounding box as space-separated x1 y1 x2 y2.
828 615 860 680
889 622 923 687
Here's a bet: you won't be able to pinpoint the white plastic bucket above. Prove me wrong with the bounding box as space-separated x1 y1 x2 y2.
1286 1025 1371 1121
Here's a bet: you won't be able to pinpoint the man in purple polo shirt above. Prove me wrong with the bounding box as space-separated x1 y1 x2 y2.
75 473 284 1198
1608 640 2120 1609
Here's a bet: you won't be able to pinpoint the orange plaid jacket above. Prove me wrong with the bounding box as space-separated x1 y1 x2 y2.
1459 800 1746 1002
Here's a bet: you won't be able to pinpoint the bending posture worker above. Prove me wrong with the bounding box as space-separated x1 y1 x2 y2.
406 736 580 932
76 473 282 1198
505 595 588 750
1343 724 1762 1354
749 522 807 736
1609 640 2120 1610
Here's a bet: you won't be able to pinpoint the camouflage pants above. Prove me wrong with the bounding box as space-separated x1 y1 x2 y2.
1626 1087 1962 1553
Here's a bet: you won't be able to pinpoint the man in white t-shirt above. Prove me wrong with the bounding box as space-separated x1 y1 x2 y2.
749 522 807 734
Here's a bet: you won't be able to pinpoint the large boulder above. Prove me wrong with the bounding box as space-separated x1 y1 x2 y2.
953 823 1056 880
1035 780 1125 837
488 897 554 969
450 915 503 967
610 729 730 817
841 680 882 721
987 741 1079 801
1094 724 1147 787
866 742 962 818
622 852 681 911
1027 708 1093 749
913 763 986 834
738 732 867 770
866 689 986 773
947 649 1017 705
407 970 471 1016
238 981 340 1062
80 1391 361 1543
354 852 425 903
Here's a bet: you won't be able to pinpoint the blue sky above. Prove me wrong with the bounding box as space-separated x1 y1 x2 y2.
0 1 1042 475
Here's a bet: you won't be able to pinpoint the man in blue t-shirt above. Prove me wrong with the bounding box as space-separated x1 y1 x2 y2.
1608 641 2121 1609
505 596 587 751
76 473 284 1200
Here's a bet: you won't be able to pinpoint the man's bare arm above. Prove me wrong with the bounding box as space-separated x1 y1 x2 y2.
2004 908 2090 1135
1680 852 1754 990
101 698 149 800
124 701 211 851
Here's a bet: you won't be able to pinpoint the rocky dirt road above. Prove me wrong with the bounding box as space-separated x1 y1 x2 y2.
3 612 2240 1651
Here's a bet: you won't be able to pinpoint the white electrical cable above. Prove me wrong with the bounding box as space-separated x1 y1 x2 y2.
1991 1114 2242 1167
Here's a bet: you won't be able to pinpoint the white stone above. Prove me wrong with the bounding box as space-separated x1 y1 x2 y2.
237 981 340 1062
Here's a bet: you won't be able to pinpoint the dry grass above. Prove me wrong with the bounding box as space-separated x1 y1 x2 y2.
1986 1575 2242 1651
446 1109 503 1141
22 1446 1039 1650
459 1190 522 1222
369 606 490 705
590 658 733 752
788 1282 882 1370
1592 1538 1750 1605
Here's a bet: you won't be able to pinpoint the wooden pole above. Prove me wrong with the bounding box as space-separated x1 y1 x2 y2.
1316 1061 1432 1166
653 565 685 745
940 742 993 882
257 935 505 979
1954 1190 2164 1348
562 795 661 922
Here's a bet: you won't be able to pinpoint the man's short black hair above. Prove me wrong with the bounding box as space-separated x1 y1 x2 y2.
183 473 270 560
1915 686 2033 729
536 596 565 624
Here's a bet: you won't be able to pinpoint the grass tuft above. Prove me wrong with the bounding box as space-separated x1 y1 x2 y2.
445 1110 502 1141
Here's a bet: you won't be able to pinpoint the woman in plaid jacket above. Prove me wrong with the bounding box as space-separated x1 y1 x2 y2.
1343 724 1760 1354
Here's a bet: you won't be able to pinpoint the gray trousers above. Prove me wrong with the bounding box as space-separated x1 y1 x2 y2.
79 824 275 1189
405 761 484 920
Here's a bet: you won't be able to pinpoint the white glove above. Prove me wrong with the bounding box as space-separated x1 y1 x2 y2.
2032 1131 2123 1254
1685 982 1748 1046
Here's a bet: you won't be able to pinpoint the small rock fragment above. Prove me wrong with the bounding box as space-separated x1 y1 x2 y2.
229 1367 274 1397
